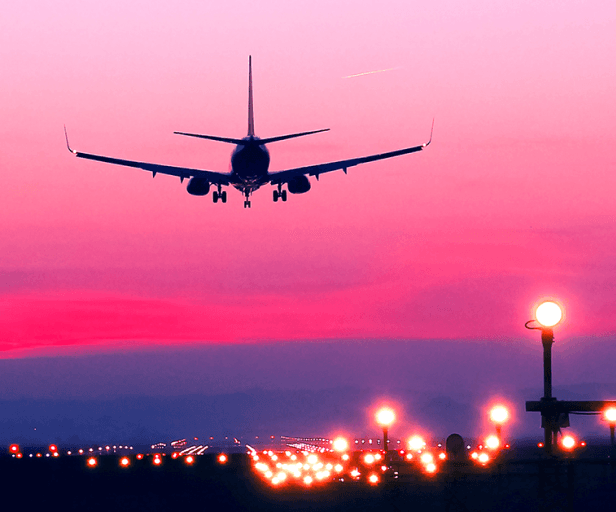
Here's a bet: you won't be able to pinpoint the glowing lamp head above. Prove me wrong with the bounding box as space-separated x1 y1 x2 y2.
218 454 228 464
9 444 19 453
535 301 563 328
87 457 97 467
120 457 130 467
376 408 395 427
604 407 616 424
332 437 349 452
490 405 509 425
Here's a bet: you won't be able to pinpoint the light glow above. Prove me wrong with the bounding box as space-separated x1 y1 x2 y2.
490 405 509 424
485 435 500 450
562 435 576 450
604 407 616 424
535 301 563 328
376 407 396 427
332 437 349 452
408 436 426 451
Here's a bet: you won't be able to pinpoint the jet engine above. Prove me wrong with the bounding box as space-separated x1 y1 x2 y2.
287 175 311 194
186 178 210 196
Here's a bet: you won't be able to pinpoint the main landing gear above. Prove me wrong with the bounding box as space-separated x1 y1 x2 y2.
212 185 227 204
273 185 287 202
243 190 251 209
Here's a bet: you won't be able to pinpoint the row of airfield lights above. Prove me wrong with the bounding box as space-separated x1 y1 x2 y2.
7 302 615 471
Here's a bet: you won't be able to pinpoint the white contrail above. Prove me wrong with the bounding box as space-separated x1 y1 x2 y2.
344 67 399 79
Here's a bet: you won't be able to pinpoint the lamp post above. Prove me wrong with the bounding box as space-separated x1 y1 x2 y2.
490 405 509 444
604 408 616 448
525 300 563 455
376 408 395 461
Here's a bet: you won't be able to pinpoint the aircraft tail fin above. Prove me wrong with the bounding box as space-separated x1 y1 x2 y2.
248 55 255 136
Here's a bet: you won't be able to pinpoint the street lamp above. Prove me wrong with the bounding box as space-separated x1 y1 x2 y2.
489 405 509 442
525 300 563 455
375 408 395 460
604 407 616 448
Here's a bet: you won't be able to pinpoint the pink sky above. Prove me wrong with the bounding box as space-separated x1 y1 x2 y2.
1 1 616 359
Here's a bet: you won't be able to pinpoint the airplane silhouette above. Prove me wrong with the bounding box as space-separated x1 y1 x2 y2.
65 57 432 208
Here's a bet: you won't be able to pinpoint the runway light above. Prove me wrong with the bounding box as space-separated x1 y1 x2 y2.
120 457 130 467
485 435 500 450
153 457 162 465
9 444 19 454
136 454 143 460
535 301 563 328
408 436 426 451
368 473 379 485
87 457 97 467
49 444 58 453
342 454 350 461
425 463 437 473
420 452 433 465
405 453 413 460
561 435 576 450
364 454 375 464
303 476 313 486
333 437 349 452
218 454 228 464
478 453 490 464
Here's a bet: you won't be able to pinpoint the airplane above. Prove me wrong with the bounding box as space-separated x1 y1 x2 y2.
65 56 432 208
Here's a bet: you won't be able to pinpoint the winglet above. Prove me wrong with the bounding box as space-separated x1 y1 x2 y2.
64 125 77 154
423 118 434 148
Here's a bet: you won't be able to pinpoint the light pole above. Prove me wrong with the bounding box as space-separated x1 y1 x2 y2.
604 408 616 448
490 405 509 444
525 300 563 455
376 408 395 461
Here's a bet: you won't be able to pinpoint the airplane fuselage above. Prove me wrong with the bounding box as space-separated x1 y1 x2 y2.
230 137 270 192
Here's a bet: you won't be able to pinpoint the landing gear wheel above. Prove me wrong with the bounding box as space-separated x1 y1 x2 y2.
213 191 219 203
273 190 279 202
244 200 251 208
281 190 287 202
221 191 227 203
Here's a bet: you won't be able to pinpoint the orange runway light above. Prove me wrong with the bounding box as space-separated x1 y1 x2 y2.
368 473 379 485
485 435 500 450
425 463 437 474
120 457 130 467
153 457 162 465
48 444 58 453
364 453 375 464
561 435 576 450
136 454 143 460
16 453 23 459
420 452 433 465
303 475 313 486
218 454 228 464
478 453 490 464
9 444 20 454
333 437 349 452
408 435 426 451
87 457 97 467
185 455 195 464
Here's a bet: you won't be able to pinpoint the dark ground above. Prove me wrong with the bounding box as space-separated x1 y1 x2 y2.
1 453 615 511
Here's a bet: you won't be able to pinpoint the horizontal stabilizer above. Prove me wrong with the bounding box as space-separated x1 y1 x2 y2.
258 128 329 145
173 131 247 145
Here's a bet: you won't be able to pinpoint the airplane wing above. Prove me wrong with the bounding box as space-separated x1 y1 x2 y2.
65 128 235 186
268 127 432 185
